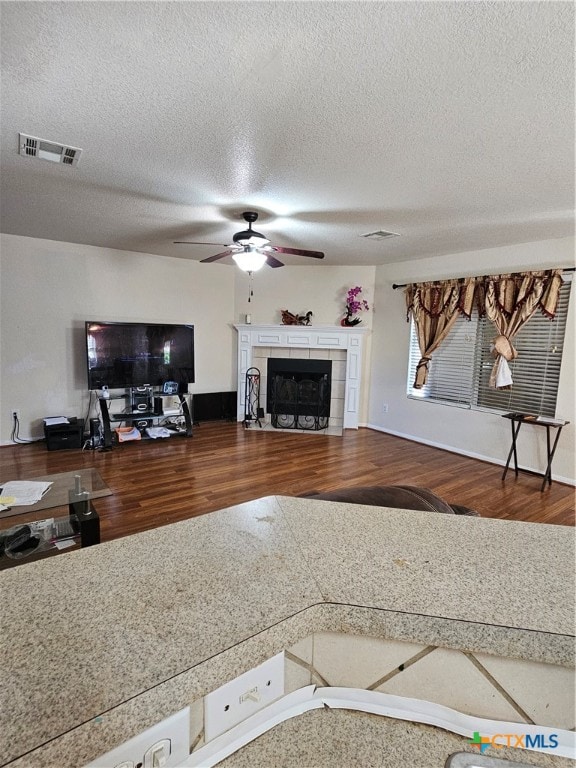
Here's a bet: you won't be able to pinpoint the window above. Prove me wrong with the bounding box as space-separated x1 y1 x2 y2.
407 276 572 416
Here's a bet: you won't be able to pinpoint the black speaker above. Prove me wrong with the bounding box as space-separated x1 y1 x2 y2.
153 397 163 416
192 392 237 423
130 387 152 412
90 418 100 440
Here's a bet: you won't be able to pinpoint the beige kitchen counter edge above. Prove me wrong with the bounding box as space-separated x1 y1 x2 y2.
1 495 574 767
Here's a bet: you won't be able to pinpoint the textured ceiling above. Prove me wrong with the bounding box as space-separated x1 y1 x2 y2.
0 1 574 267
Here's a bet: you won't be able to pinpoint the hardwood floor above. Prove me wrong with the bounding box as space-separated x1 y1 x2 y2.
1 424 574 544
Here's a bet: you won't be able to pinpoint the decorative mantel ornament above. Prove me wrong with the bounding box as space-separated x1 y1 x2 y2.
341 286 370 326
281 310 313 326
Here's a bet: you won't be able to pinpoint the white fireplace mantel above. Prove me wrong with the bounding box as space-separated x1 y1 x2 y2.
234 324 368 429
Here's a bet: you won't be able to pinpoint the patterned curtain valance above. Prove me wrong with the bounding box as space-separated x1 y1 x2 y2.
405 269 564 320
405 278 478 322
474 269 564 320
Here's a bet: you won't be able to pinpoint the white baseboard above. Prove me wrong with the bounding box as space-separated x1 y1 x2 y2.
0 438 43 448
365 423 576 487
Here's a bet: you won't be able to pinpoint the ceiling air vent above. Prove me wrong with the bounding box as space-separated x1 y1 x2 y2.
360 230 399 241
18 133 82 167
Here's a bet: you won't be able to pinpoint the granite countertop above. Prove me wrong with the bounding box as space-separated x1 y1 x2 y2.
1 496 574 767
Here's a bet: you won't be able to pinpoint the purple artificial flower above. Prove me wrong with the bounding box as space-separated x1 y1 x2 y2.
345 286 369 315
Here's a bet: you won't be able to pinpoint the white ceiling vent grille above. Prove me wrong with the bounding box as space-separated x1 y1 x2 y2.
18 133 82 166
360 230 400 240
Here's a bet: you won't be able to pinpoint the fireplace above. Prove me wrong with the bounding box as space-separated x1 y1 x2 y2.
234 324 367 431
267 358 332 430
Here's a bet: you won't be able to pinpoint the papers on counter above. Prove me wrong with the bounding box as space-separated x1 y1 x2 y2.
53 538 76 550
0 481 52 506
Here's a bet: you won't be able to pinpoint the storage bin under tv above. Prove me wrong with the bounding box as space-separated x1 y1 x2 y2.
98 388 193 448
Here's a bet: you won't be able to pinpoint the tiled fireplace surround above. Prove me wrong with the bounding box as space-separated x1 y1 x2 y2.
234 324 368 431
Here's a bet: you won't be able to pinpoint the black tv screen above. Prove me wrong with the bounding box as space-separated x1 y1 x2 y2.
85 321 195 392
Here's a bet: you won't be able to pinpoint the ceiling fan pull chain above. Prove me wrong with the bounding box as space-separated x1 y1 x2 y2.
248 271 253 302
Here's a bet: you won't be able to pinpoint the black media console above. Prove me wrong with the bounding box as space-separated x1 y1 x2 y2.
98 388 193 449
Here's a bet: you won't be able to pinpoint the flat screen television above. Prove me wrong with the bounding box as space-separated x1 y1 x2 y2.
85 321 195 392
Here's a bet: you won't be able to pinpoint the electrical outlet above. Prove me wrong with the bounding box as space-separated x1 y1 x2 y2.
204 652 285 742
382 403 389 414
83 707 190 768
12 409 20 421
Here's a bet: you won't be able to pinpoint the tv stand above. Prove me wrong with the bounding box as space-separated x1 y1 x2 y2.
98 390 193 449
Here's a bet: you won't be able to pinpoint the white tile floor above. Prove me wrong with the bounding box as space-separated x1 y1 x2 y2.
248 421 343 436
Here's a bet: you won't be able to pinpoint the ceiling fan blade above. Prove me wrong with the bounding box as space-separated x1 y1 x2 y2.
174 241 229 246
271 246 325 259
265 254 284 268
200 250 236 263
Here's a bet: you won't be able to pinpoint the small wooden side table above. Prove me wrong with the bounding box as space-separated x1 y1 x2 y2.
502 413 569 491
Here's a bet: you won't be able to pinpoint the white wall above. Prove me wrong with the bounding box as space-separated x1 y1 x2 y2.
368 237 576 483
0 234 236 443
232 264 375 328
233 264 376 424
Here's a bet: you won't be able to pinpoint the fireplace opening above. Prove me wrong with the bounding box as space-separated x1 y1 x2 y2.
267 358 332 430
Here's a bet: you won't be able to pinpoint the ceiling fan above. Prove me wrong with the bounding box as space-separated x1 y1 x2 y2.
174 211 325 271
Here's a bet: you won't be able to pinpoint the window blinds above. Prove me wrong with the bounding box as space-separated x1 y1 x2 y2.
407 316 478 408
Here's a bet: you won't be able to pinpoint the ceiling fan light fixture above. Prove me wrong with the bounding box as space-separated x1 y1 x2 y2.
232 251 267 272
188 210 322 268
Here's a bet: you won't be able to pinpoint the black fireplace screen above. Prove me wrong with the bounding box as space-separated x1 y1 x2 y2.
267 358 332 430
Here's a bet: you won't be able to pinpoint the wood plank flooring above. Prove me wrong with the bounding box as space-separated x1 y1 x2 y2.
1 424 574 544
